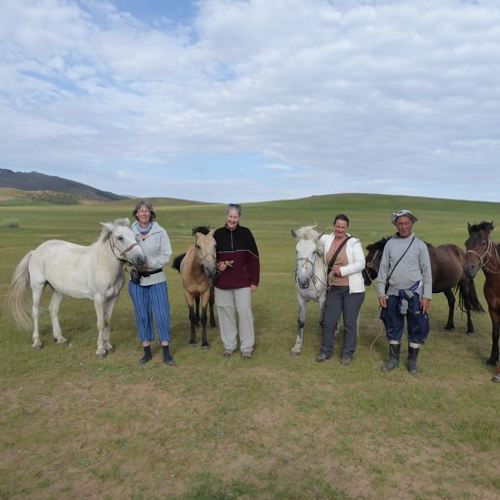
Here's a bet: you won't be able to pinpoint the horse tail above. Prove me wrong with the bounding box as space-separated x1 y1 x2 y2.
457 279 485 314
4 251 33 331
171 253 186 273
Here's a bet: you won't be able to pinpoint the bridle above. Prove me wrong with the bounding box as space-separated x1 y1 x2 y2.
465 237 500 274
295 256 328 289
109 236 139 264
363 248 381 285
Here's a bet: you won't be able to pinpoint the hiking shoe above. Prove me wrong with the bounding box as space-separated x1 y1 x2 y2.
223 349 235 358
340 356 352 366
315 352 332 363
242 351 252 360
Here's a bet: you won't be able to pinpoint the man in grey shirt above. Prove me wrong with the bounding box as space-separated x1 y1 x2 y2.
377 210 432 374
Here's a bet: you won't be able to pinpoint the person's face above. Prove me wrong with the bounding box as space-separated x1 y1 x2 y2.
226 210 240 230
137 205 152 226
334 219 348 239
396 216 414 238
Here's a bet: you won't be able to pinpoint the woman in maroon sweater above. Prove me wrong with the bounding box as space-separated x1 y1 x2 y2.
214 204 260 359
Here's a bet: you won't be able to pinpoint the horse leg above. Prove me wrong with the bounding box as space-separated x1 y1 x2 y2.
199 290 211 350
93 296 107 359
209 289 217 329
291 295 307 355
443 289 455 331
487 314 500 368
459 280 475 335
31 284 45 350
188 305 197 347
194 296 201 326
48 290 68 344
102 295 119 354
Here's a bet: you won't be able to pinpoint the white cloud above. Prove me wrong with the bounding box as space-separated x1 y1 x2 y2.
0 0 499 202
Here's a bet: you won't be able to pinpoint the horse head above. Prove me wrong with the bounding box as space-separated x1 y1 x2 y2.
464 221 495 278
363 237 390 286
193 227 217 279
101 218 147 269
292 226 324 289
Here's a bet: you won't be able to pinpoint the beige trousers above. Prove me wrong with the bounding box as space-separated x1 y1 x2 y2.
214 287 254 353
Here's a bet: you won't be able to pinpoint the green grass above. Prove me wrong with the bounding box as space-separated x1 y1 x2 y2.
1 193 500 500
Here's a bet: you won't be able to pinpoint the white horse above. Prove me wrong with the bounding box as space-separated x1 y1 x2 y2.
291 226 328 355
5 218 147 358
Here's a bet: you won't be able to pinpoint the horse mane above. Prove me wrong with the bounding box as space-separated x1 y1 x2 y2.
469 221 494 233
99 218 131 242
295 225 319 240
172 253 186 272
192 226 213 235
365 236 390 252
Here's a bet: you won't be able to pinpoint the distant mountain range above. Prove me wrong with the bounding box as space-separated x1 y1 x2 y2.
0 168 128 202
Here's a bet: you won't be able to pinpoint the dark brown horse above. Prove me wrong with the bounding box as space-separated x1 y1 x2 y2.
363 237 483 334
463 221 500 379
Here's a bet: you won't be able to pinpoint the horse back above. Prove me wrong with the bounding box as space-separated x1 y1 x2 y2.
427 243 465 292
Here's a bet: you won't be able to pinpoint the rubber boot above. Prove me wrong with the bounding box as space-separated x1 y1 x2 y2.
382 343 401 372
139 345 152 365
407 345 420 375
162 345 176 366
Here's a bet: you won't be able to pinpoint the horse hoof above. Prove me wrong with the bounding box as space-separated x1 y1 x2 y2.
95 352 107 360
201 345 211 351
466 331 475 336
32 345 43 351
105 347 114 355
54 338 68 344
189 343 197 348
290 350 301 357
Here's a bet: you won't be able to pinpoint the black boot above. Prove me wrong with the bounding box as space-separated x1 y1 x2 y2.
139 345 152 365
407 345 420 375
382 343 400 372
162 345 176 366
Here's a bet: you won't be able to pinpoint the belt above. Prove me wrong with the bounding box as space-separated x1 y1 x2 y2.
139 268 163 277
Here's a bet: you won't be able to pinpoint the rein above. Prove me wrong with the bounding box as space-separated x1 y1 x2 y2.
294 256 328 289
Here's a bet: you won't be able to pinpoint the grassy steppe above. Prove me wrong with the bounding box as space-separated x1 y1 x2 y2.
1 193 500 500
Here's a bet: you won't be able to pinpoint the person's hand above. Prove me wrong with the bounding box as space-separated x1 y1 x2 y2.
421 298 430 315
333 267 342 277
250 284 257 292
217 260 234 272
379 296 387 308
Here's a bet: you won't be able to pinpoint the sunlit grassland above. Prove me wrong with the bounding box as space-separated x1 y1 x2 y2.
1 193 500 500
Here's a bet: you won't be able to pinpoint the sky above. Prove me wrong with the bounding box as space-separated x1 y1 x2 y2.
1 0 499 204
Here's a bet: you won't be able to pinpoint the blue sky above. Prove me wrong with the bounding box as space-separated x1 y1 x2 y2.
1 0 499 203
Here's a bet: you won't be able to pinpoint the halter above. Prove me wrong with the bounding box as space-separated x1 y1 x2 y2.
294 257 328 289
466 238 500 274
363 248 381 285
109 236 139 263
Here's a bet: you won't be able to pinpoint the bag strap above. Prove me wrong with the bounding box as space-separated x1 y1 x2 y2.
386 235 416 285
327 236 351 276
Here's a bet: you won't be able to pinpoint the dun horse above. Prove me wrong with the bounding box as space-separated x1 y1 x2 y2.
5 218 147 358
463 221 500 381
291 226 327 355
172 227 217 350
364 237 483 334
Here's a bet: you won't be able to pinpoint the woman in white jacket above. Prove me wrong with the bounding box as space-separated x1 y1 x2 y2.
315 214 366 366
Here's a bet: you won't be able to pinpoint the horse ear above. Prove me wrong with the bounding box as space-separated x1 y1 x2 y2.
467 223 472 234
209 228 215 236
291 230 297 240
100 222 114 233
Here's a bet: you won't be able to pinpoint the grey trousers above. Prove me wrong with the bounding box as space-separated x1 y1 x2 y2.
320 286 365 358
214 287 255 353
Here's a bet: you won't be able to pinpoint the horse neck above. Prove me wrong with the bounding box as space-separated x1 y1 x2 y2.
93 237 123 274
484 238 500 274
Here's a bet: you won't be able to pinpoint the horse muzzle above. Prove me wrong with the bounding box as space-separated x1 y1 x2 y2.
463 263 478 279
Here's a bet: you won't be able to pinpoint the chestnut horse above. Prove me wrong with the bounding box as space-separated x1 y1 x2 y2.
463 221 500 381
172 226 217 350
363 237 483 335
